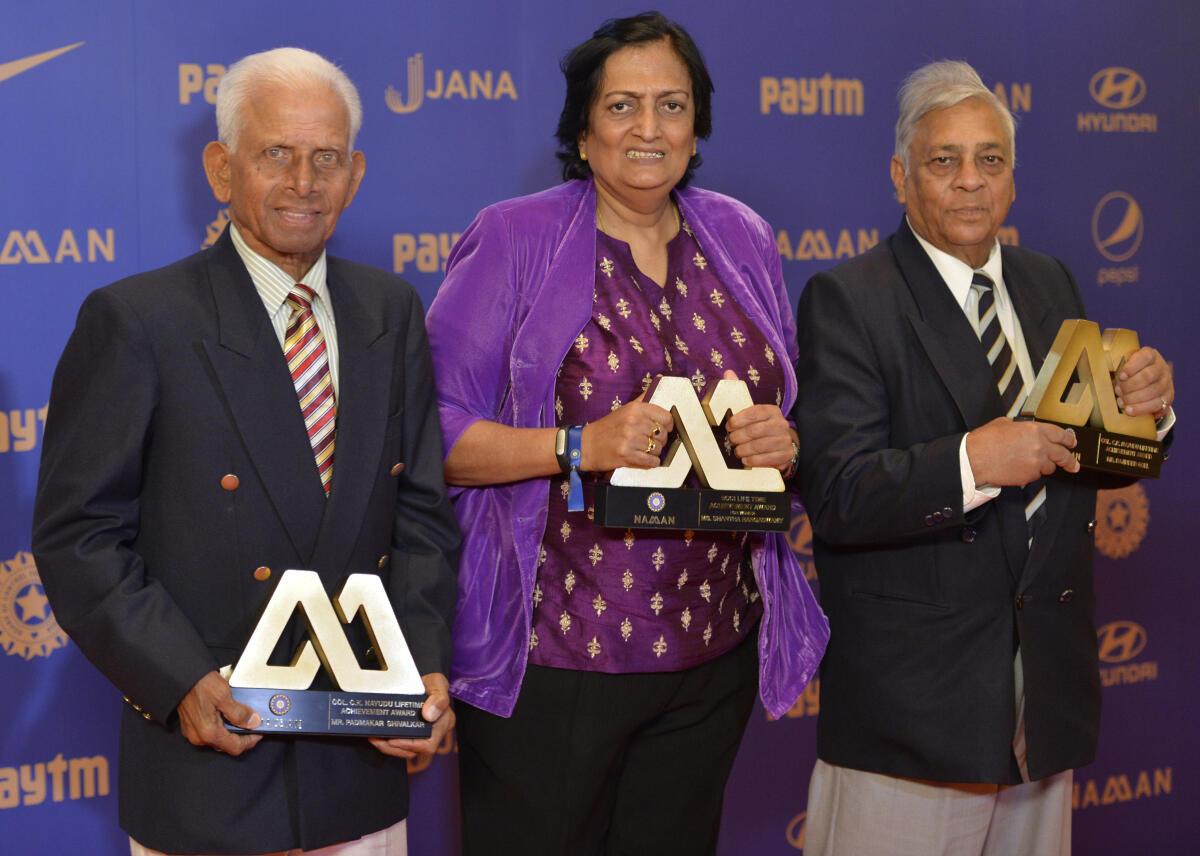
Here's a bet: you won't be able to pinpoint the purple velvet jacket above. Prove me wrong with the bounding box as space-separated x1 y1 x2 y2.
426 178 829 718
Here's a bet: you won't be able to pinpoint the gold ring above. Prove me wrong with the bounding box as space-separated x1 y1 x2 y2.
651 422 662 437
645 438 657 454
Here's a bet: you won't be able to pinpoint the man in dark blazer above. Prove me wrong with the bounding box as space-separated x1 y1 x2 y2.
794 61 1175 855
32 47 459 855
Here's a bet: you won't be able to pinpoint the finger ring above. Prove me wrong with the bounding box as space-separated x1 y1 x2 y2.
1160 397 1168 413
651 422 662 437
645 438 657 453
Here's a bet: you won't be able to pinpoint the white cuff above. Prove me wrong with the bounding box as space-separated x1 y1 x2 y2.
961 434 1001 512
1156 406 1176 441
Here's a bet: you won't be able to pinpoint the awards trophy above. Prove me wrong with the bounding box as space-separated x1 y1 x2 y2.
1020 319 1163 477
594 376 790 532
223 569 430 737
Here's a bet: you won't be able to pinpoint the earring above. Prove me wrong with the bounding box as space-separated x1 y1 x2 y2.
579 148 588 161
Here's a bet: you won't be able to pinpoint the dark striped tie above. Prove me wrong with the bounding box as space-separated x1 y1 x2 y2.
971 272 1046 544
284 284 336 496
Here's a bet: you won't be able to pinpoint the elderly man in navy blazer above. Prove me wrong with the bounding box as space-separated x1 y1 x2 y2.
33 47 458 855
794 60 1175 855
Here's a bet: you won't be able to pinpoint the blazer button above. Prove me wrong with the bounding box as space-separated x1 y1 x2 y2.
220 474 240 492
942 506 954 518
142 711 153 721
932 511 944 523
1059 588 1074 603
924 514 935 527
377 554 389 570
961 527 976 543
1087 519 1097 533
390 462 405 477
1015 594 1026 610
253 566 272 582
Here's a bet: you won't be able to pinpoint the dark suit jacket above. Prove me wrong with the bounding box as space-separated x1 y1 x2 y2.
32 229 460 853
794 218 1116 784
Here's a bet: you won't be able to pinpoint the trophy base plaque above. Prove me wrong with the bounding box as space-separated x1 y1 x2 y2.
596 485 789 532
228 688 431 738
1057 422 1163 478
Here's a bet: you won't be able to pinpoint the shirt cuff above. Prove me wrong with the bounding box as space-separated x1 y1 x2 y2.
1156 406 1176 441
960 434 1001 512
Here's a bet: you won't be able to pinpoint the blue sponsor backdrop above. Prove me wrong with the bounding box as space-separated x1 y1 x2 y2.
1 1 1195 852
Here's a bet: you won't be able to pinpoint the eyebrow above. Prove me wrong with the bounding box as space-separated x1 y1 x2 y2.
928 141 1005 152
602 88 690 99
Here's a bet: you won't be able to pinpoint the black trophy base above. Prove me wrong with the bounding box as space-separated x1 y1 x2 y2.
595 485 789 532
227 688 431 738
1052 422 1163 478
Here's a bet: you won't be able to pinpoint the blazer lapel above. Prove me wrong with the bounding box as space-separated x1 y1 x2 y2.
200 228 326 563
893 218 1001 430
893 220 1029 580
308 262 394 575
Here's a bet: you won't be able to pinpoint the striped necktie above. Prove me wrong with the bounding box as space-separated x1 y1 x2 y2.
970 272 1046 545
284 284 336 495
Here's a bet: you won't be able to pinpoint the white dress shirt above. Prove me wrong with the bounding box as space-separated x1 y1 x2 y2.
229 222 340 397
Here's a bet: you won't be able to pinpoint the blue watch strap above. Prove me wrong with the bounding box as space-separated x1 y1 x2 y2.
567 424 585 512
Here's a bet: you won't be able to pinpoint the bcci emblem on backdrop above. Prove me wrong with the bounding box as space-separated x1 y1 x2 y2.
1 552 68 660
385 53 517 115
1078 67 1157 133
1092 191 1143 287
1094 484 1149 559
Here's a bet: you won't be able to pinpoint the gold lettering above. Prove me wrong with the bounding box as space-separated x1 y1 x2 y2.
1102 774 1132 805
178 63 203 104
443 70 468 99
833 77 864 115
18 763 44 806
9 408 40 452
775 229 793 260
468 70 491 99
88 228 115 263
1154 767 1172 795
427 68 444 99
495 71 517 100
834 229 855 259
386 54 425 114
759 77 780 114
797 229 832 261
46 753 67 803
0 230 50 264
68 756 108 800
54 229 81 263
0 767 15 808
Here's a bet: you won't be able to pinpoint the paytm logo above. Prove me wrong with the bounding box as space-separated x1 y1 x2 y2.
760 74 864 116
179 63 225 105
1090 67 1147 109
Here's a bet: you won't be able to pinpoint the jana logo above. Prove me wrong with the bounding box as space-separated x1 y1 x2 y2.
1 552 68 660
1096 620 1147 664
1089 67 1147 110
1091 192 1143 263
1094 484 1149 559
385 53 517 115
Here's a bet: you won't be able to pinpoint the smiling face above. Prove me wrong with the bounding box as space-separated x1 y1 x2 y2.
203 81 366 280
891 96 1015 269
579 39 696 209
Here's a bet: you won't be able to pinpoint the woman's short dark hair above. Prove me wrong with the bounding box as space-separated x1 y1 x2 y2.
555 11 714 188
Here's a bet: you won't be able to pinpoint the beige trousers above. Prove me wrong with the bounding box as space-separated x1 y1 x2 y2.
805 652 1072 856
130 818 407 856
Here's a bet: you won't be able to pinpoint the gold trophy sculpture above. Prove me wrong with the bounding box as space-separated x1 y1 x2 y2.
1021 319 1163 477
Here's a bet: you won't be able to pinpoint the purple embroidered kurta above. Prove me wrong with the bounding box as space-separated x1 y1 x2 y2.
426 179 830 719
531 224 783 672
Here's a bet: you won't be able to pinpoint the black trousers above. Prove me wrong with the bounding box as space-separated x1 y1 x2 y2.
456 630 760 856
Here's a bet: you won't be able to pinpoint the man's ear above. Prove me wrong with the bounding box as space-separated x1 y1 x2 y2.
203 141 232 204
889 155 907 204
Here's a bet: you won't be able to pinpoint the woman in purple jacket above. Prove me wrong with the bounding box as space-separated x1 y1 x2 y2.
426 12 828 854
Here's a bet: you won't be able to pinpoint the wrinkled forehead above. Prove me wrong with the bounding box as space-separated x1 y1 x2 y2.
239 81 352 147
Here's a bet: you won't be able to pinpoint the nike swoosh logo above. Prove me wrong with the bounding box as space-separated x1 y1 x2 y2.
0 41 84 85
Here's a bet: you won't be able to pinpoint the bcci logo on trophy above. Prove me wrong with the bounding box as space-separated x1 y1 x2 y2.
1 552 68 660
1094 484 1149 559
385 53 517 115
1077 67 1157 133
1092 192 1143 287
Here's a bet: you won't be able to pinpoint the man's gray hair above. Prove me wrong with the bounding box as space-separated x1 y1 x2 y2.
216 47 363 152
894 60 1015 170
